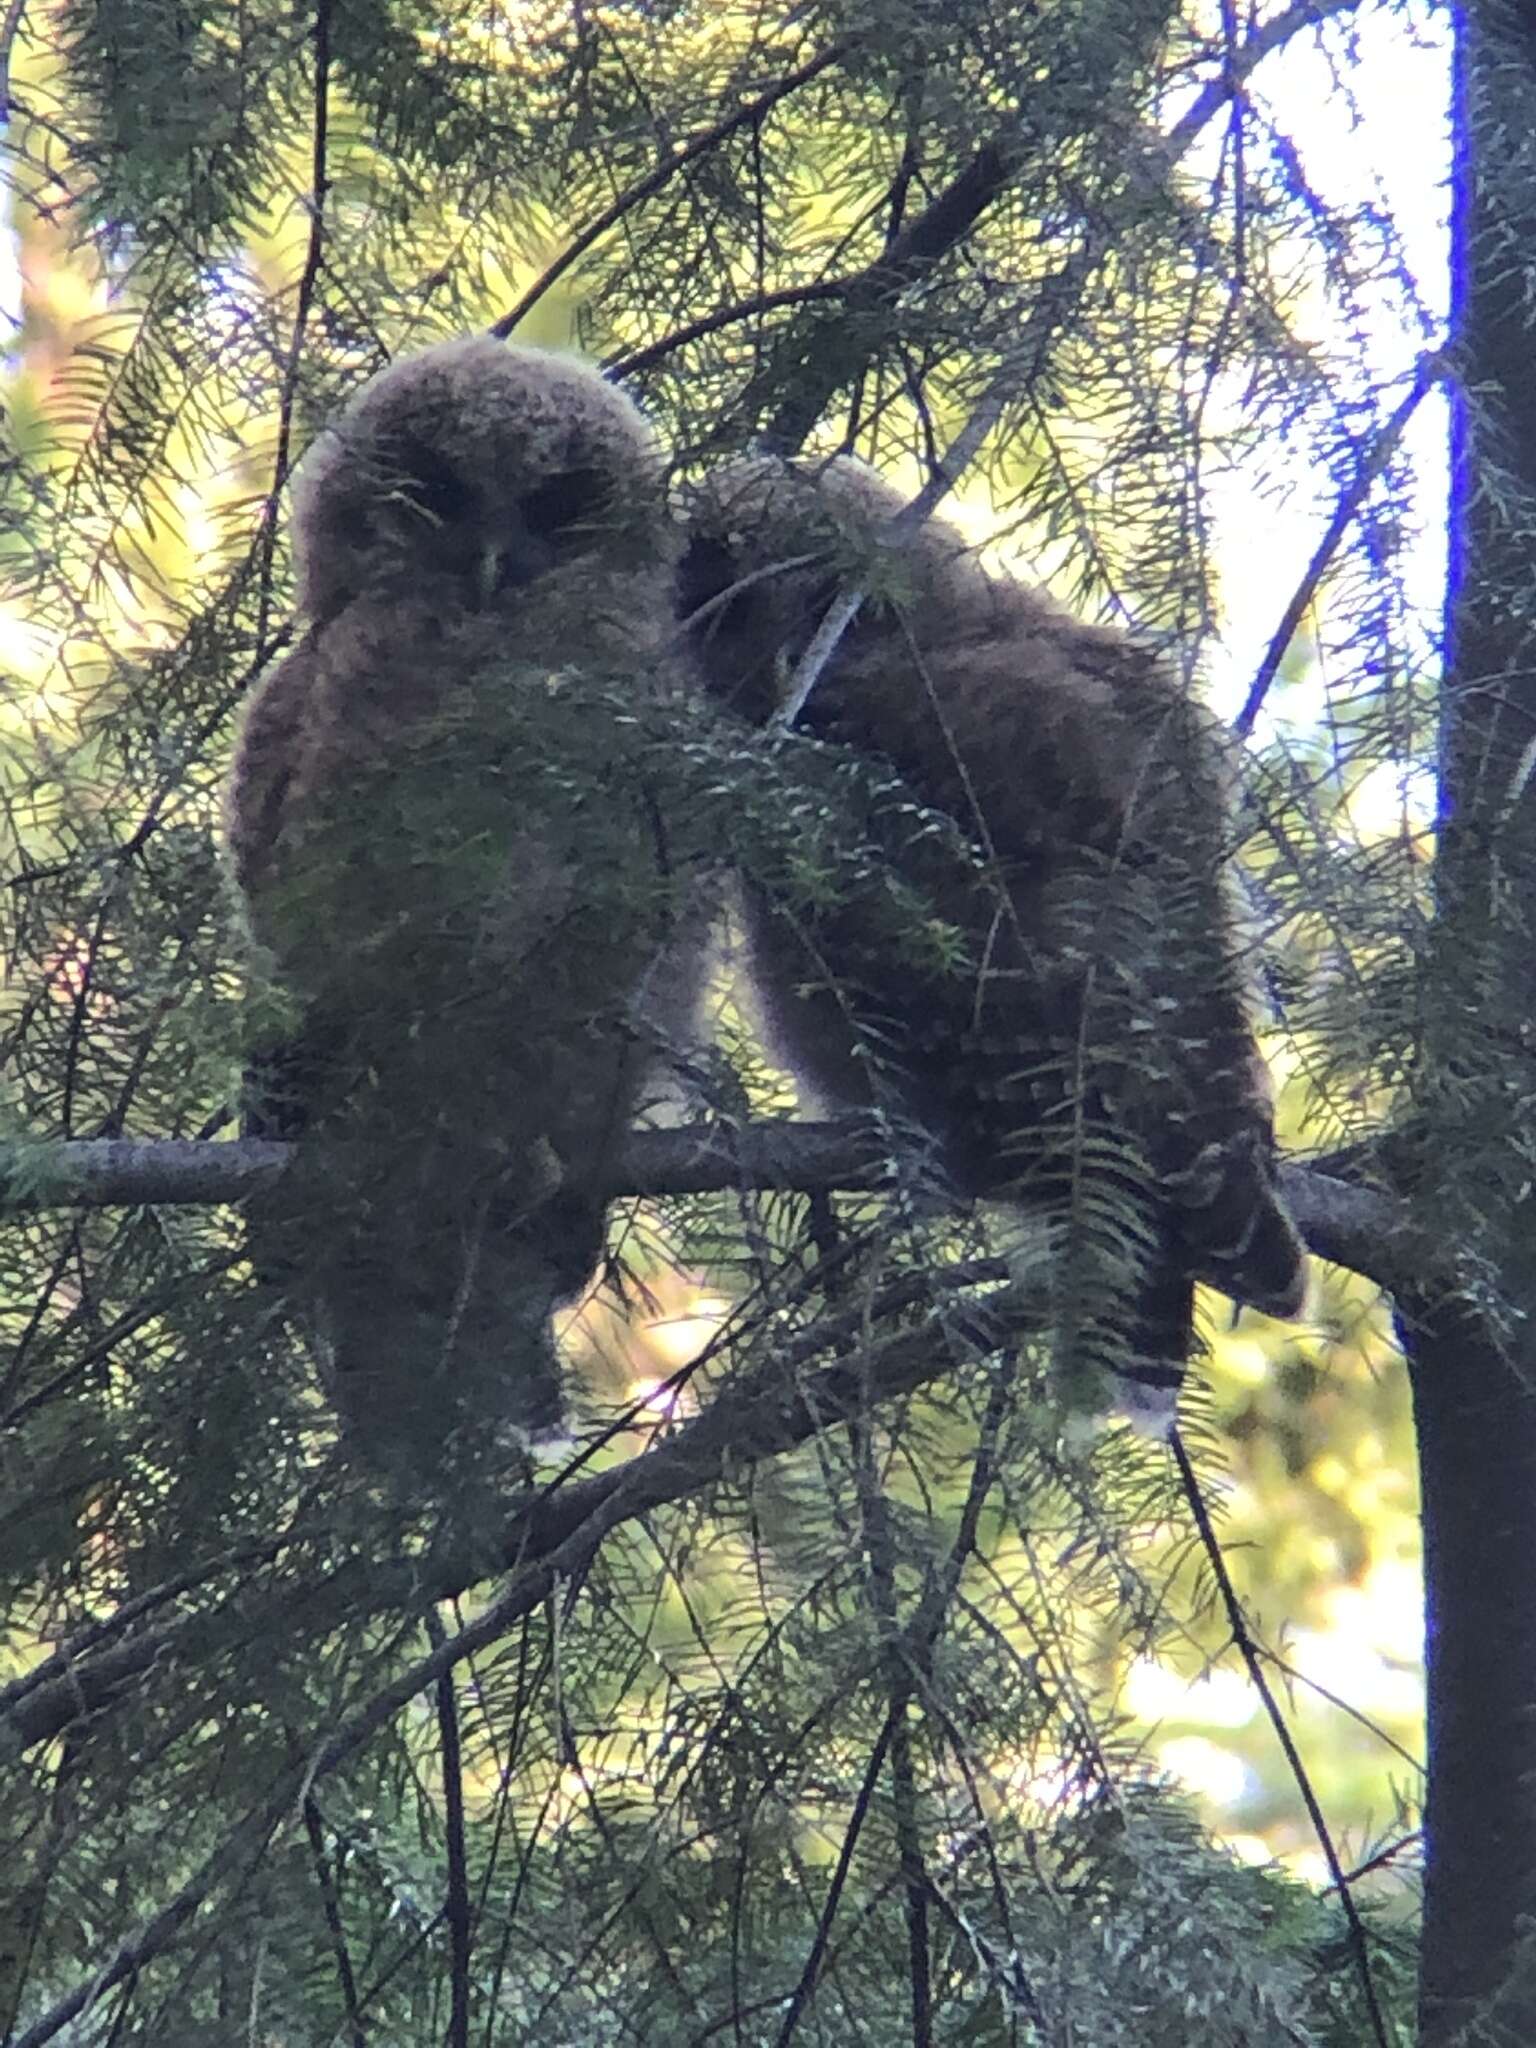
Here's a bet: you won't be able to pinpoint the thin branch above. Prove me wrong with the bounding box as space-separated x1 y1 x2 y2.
777 341 1058 727
300 1794 367 2048
814 1193 933 2044
1332 1830 1424 1893
776 584 866 728
425 1609 472 2048
1262 1644 1424 1775
754 137 1023 453
254 0 332 647
853 1407 933 2048
604 280 852 382
0 1123 878 1208
1170 1429 1392 2048
1164 0 1362 159
1234 351 1444 739
910 1372 1051 2034
490 41 850 341
773 1709 898 2047
0 0 29 117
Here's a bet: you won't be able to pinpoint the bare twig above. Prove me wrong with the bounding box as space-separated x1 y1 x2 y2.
776 584 866 728
773 1711 898 2047
1234 352 1444 739
255 0 332 647
1170 1429 1392 2048
853 1405 934 2048
1332 1831 1424 1893
605 280 852 382
425 1609 472 2048
300 1794 367 2048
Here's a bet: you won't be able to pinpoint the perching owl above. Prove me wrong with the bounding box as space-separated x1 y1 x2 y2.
678 455 1307 1418
225 336 690 1475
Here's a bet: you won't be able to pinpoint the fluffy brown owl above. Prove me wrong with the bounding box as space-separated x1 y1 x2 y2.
678 455 1307 1419
226 337 690 1475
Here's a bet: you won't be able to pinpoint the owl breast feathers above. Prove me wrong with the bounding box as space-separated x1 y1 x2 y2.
226 337 691 1478
678 454 1307 1419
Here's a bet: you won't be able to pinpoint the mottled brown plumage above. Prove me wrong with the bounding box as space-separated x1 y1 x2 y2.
679 455 1306 1416
226 338 688 1474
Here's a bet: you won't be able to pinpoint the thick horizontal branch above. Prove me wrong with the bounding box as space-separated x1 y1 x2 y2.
0 1122 1418 1295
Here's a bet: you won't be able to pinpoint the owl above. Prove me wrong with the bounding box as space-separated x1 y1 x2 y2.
678 454 1307 1419
225 337 691 1476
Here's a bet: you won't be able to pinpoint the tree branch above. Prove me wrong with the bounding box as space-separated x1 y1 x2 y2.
738 0 1361 454
0 1112 1430 1776
490 40 851 342
1234 350 1444 740
604 280 853 382
1171 1428 1392 2048
0 1266 1014 1764
0 1121 1419 1295
749 137 1025 454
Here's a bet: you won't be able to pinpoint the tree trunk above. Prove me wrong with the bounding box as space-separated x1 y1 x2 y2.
1414 5 1536 2037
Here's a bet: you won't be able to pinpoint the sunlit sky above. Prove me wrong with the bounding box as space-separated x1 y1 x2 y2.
1201 4 1450 738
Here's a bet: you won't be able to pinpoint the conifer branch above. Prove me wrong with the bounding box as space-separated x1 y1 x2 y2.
748 0 1361 454
491 41 852 342
0 1124 1420 1295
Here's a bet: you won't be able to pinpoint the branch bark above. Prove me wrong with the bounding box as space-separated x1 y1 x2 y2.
0 1123 1413 1292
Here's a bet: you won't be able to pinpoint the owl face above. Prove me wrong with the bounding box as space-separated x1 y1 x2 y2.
292 337 671 623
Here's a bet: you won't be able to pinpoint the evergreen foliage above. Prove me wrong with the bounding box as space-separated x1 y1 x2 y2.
0 0 1449 2041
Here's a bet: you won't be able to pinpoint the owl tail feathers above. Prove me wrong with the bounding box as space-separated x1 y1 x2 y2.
1180 1182 1311 1325
1102 1264 1197 1439
1097 1200 1312 1441
1099 1177 1310 1440
1043 1170 1309 1442
1160 1119 1310 1326
1029 1218 1200 1436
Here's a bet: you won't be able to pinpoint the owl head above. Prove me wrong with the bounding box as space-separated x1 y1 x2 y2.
676 453 987 723
292 337 672 623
